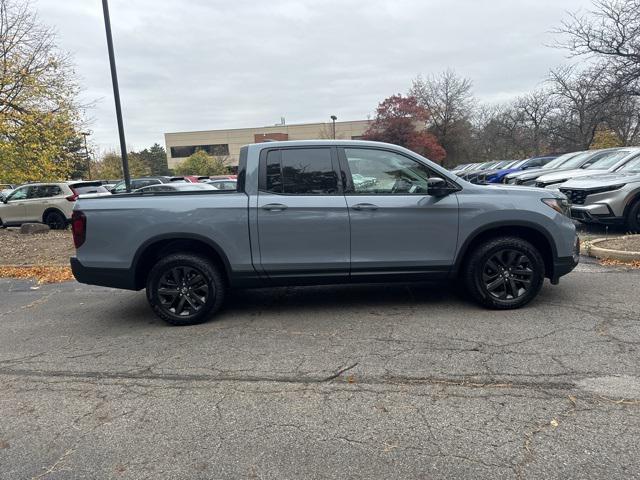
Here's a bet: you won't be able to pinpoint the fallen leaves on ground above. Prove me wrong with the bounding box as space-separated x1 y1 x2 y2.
0 266 74 284
599 259 640 269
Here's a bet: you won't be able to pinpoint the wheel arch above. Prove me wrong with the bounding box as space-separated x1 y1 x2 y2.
454 221 557 279
132 233 232 290
622 190 640 225
42 207 67 222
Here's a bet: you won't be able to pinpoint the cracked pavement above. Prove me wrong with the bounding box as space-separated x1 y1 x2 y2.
0 258 639 479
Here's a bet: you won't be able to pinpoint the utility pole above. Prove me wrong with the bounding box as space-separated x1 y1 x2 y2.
330 115 337 139
101 0 131 192
81 132 91 179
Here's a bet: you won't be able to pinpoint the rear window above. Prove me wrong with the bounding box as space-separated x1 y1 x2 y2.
262 148 338 195
73 186 108 195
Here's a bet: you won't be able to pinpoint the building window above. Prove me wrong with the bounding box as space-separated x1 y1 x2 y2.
170 144 229 158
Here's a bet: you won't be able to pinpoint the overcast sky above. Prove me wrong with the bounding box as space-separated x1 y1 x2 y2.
35 0 593 153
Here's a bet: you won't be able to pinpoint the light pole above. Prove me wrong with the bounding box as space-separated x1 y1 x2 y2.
101 0 131 192
330 115 337 139
81 132 91 179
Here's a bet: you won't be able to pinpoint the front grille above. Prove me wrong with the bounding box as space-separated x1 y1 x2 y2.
560 188 588 205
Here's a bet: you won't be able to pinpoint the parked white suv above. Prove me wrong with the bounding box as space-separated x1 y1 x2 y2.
0 181 108 229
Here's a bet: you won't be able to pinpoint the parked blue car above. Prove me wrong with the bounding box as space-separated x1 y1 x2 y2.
485 156 558 183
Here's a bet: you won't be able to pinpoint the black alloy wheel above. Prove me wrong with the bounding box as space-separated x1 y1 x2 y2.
146 253 225 325
482 249 533 300
157 266 210 317
464 237 545 310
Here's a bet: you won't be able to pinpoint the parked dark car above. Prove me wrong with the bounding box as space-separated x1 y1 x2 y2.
483 156 558 184
111 176 188 194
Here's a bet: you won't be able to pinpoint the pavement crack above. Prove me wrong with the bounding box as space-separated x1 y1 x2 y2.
321 363 359 382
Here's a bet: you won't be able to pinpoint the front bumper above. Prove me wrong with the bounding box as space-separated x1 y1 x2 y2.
550 236 580 284
569 204 625 225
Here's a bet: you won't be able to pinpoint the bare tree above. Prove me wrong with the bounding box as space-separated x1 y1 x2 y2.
547 64 612 150
556 0 640 95
410 70 475 165
512 89 556 155
604 93 640 145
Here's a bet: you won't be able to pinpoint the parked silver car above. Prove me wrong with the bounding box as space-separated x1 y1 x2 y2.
535 148 640 189
560 153 640 232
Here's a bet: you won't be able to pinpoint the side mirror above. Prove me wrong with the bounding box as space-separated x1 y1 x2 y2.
427 177 452 196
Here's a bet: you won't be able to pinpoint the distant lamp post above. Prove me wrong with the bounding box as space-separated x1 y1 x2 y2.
330 115 337 139
101 0 131 192
81 132 91 179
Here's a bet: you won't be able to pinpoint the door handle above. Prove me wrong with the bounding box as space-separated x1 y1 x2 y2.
262 203 288 211
352 203 378 211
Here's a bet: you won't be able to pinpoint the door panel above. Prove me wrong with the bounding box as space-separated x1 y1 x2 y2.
345 194 459 273
257 193 350 277
256 147 350 280
0 186 30 224
340 147 459 277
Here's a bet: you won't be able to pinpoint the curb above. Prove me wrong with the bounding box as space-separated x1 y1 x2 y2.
585 236 640 262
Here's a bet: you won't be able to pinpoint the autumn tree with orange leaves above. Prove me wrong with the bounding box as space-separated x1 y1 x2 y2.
362 95 446 164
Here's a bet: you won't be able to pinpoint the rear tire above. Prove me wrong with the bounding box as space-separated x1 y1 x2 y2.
463 237 545 310
44 210 67 230
626 200 640 233
146 253 225 326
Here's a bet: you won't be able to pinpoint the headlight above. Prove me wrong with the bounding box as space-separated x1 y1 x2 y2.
542 198 571 217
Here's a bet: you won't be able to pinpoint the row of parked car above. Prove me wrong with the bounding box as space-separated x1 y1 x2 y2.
0 175 237 230
451 146 640 232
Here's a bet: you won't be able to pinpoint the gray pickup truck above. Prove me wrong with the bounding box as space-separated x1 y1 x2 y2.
71 140 579 325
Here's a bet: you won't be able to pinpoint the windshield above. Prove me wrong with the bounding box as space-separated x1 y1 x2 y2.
542 152 579 170
586 150 632 170
559 151 596 169
618 154 640 173
480 161 498 169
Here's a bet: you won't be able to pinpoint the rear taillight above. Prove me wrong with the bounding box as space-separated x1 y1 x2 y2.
66 194 78 202
71 211 86 248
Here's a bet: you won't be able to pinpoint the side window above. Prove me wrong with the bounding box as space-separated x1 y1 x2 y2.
343 148 432 194
33 185 62 198
8 187 29 201
262 148 338 195
136 180 160 189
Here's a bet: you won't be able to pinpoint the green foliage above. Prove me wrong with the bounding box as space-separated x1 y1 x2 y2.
92 151 152 180
590 129 623 150
0 0 83 184
174 150 228 176
137 143 170 175
0 110 80 183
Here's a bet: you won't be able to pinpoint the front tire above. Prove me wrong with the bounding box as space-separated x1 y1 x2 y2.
146 253 225 326
626 200 640 233
464 237 545 309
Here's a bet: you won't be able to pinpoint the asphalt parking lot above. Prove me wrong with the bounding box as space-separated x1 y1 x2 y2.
1 258 639 479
